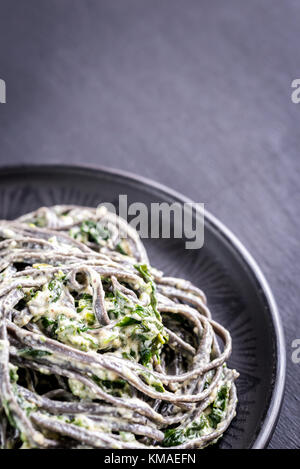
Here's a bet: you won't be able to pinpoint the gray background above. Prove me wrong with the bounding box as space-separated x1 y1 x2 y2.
0 0 299 449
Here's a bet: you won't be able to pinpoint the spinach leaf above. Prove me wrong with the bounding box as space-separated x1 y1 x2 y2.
116 242 127 255
208 385 229 428
117 316 140 327
162 428 186 447
75 293 93 312
80 220 110 244
163 415 209 447
48 278 63 302
92 375 128 396
134 264 159 319
19 348 52 358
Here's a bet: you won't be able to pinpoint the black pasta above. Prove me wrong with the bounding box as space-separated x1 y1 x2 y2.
0 205 238 449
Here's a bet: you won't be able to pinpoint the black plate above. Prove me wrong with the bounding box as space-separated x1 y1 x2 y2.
0 164 286 449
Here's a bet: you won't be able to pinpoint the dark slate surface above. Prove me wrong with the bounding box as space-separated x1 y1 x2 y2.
0 0 299 449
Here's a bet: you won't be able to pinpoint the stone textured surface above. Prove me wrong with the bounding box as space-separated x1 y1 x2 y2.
0 0 299 449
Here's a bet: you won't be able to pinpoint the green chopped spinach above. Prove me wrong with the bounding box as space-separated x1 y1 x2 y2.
19 348 52 358
163 415 209 447
116 242 128 255
134 264 159 318
208 385 230 428
48 276 64 303
75 293 93 313
73 220 110 245
162 384 230 446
